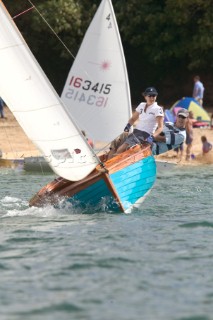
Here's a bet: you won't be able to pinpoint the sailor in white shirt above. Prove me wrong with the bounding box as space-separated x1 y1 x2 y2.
117 87 164 154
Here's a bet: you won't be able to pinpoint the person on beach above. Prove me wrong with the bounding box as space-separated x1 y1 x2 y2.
185 111 194 160
192 75 204 106
152 108 188 155
116 87 164 154
201 136 212 155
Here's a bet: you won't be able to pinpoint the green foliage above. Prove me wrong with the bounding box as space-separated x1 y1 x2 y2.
3 0 98 92
115 0 213 70
3 0 213 102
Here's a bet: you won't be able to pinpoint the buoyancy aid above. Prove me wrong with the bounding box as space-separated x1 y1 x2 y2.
154 123 186 155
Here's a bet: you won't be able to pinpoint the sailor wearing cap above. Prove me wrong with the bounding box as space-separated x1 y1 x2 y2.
117 87 164 154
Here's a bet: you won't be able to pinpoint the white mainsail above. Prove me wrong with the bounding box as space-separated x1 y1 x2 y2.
61 0 132 144
0 2 100 181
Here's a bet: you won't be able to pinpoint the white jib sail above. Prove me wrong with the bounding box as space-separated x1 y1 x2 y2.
0 2 100 181
61 0 132 144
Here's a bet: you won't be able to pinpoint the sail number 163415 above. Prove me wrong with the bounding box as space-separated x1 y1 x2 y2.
69 76 111 94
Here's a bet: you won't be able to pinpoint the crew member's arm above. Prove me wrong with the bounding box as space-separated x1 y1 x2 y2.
124 111 139 132
152 116 164 138
154 134 166 142
185 119 190 134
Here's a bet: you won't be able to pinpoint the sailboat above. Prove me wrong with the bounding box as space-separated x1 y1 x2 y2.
0 0 156 213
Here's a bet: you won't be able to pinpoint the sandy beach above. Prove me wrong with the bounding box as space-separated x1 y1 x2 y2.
0 106 40 159
1 106 213 165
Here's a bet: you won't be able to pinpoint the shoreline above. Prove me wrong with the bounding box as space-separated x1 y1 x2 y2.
1 106 213 166
0 106 40 159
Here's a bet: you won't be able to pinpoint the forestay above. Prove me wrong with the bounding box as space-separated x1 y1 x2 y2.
61 0 132 143
0 2 99 181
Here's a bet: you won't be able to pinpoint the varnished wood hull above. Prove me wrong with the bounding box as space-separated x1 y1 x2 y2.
29 144 156 213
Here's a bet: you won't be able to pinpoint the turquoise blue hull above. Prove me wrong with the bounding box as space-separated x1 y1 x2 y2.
110 155 156 211
67 155 156 213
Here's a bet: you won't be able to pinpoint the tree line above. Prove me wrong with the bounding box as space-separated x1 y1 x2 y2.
4 0 213 106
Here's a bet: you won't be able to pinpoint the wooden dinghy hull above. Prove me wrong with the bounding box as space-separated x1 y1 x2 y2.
29 144 156 213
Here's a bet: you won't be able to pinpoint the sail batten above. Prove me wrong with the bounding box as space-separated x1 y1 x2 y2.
0 1 99 181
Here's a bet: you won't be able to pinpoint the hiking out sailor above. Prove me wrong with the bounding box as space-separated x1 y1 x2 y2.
152 108 188 155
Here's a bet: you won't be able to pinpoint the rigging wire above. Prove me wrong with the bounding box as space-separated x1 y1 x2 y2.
24 0 95 85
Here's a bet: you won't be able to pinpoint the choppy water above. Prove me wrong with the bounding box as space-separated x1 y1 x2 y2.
0 165 213 320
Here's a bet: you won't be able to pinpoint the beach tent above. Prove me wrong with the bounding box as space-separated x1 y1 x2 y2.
171 97 210 122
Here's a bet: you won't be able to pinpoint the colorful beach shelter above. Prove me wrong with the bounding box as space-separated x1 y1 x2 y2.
171 97 210 122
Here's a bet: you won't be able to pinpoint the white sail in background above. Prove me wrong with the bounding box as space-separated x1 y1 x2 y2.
0 2 99 181
61 0 132 143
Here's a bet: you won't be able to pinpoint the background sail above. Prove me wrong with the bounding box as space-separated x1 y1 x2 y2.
0 2 99 181
61 0 132 144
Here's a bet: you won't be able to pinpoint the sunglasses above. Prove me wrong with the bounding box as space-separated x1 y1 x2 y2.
147 94 157 98
178 115 186 119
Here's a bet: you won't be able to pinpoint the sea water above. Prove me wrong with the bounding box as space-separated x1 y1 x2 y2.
0 165 213 320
